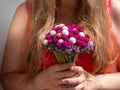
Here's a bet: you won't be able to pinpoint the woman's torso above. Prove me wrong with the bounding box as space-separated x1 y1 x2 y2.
26 0 119 73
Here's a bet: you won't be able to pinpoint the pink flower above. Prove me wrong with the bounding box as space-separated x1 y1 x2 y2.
73 28 79 35
62 41 68 47
69 33 74 37
62 35 68 41
48 39 52 44
57 42 61 48
57 33 62 38
53 39 58 44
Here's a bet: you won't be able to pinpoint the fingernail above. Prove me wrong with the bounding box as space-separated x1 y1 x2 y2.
70 66 74 70
62 79 69 84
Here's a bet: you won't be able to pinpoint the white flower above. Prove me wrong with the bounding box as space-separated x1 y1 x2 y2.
42 39 48 45
79 32 85 37
50 30 56 36
55 24 65 28
62 26 68 30
69 37 76 44
62 30 69 35
58 39 64 43
59 24 65 27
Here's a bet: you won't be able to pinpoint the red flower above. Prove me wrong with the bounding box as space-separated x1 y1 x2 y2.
57 29 62 33
85 37 90 43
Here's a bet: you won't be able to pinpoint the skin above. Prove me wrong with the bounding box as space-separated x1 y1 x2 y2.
1 0 120 90
56 0 79 24
110 0 120 46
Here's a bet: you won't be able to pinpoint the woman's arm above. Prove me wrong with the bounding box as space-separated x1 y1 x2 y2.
0 3 76 89
96 73 120 89
0 2 35 90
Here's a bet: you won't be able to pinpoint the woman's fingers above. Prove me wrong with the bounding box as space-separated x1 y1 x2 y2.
62 73 86 86
70 66 83 74
70 66 91 79
53 63 75 72
56 70 76 79
62 77 80 85
60 66 91 86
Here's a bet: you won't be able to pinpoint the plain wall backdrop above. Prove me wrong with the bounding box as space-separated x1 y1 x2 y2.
0 0 25 89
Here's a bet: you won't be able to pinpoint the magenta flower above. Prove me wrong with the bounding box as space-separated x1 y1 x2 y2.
62 35 68 41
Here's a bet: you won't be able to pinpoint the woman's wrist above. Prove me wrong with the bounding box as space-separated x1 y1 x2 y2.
95 73 120 89
95 74 106 89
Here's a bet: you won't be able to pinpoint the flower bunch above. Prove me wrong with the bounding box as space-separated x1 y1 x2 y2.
42 24 95 64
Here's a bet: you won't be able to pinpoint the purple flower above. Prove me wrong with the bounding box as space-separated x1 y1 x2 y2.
67 42 73 46
48 39 52 44
62 41 68 48
77 40 88 48
74 35 80 39
69 32 74 37
73 29 79 35
57 42 61 48
79 36 85 41
53 38 58 44
62 35 68 41
54 26 63 30
46 35 51 39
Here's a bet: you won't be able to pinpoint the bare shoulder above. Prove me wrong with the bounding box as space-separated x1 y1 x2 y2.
111 0 120 21
1 2 28 75
110 0 120 46
111 0 120 12
10 2 28 31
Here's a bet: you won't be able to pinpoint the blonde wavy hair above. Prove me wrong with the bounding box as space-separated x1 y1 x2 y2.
24 0 116 81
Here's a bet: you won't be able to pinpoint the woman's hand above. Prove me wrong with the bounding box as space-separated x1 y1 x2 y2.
33 63 76 90
62 66 103 90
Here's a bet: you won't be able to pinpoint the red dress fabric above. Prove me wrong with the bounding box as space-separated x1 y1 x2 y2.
26 0 120 73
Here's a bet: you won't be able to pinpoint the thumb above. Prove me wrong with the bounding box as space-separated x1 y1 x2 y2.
70 66 84 75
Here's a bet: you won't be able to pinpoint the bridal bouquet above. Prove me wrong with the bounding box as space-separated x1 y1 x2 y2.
42 24 95 64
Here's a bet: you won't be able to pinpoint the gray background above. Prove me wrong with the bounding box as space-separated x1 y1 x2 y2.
0 0 25 89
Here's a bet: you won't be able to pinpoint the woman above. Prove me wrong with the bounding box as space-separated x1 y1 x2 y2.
1 0 120 90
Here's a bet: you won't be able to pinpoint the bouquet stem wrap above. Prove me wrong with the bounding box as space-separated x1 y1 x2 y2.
53 51 79 64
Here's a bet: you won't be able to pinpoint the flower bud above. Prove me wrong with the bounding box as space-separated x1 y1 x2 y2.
58 39 64 43
50 30 56 36
79 32 85 37
42 39 48 45
69 37 76 44
62 26 69 30
62 30 69 35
